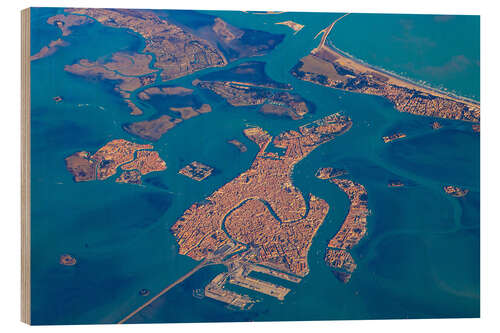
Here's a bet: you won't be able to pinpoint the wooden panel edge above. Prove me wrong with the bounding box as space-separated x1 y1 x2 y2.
21 7 31 325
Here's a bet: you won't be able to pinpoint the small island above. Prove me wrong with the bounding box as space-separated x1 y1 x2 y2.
472 124 480 133
137 86 194 100
228 139 248 152
431 121 442 130
123 116 182 142
178 161 214 181
315 167 347 180
59 254 77 266
382 133 406 143
275 21 304 34
443 185 469 197
65 139 166 184
388 180 405 188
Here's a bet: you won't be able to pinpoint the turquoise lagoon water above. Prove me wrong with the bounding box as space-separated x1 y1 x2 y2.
30 8 479 324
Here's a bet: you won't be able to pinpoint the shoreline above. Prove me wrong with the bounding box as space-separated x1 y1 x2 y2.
315 13 480 107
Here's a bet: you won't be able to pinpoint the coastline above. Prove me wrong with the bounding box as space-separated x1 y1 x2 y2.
316 13 480 107
326 43 480 106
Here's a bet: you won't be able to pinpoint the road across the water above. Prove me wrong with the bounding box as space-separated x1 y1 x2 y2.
117 258 209 324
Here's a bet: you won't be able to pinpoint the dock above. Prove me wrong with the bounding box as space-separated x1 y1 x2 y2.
204 273 255 310
229 275 290 301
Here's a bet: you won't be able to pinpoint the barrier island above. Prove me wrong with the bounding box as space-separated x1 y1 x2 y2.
291 15 480 123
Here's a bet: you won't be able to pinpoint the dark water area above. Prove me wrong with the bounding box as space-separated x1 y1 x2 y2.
138 92 206 121
158 9 285 62
381 129 480 188
30 8 479 325
198 61 291 89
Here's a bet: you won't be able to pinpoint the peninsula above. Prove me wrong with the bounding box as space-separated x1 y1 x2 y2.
65 139 166 184
291 14 480 123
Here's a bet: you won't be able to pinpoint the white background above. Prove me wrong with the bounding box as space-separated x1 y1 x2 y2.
0 0 498 332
